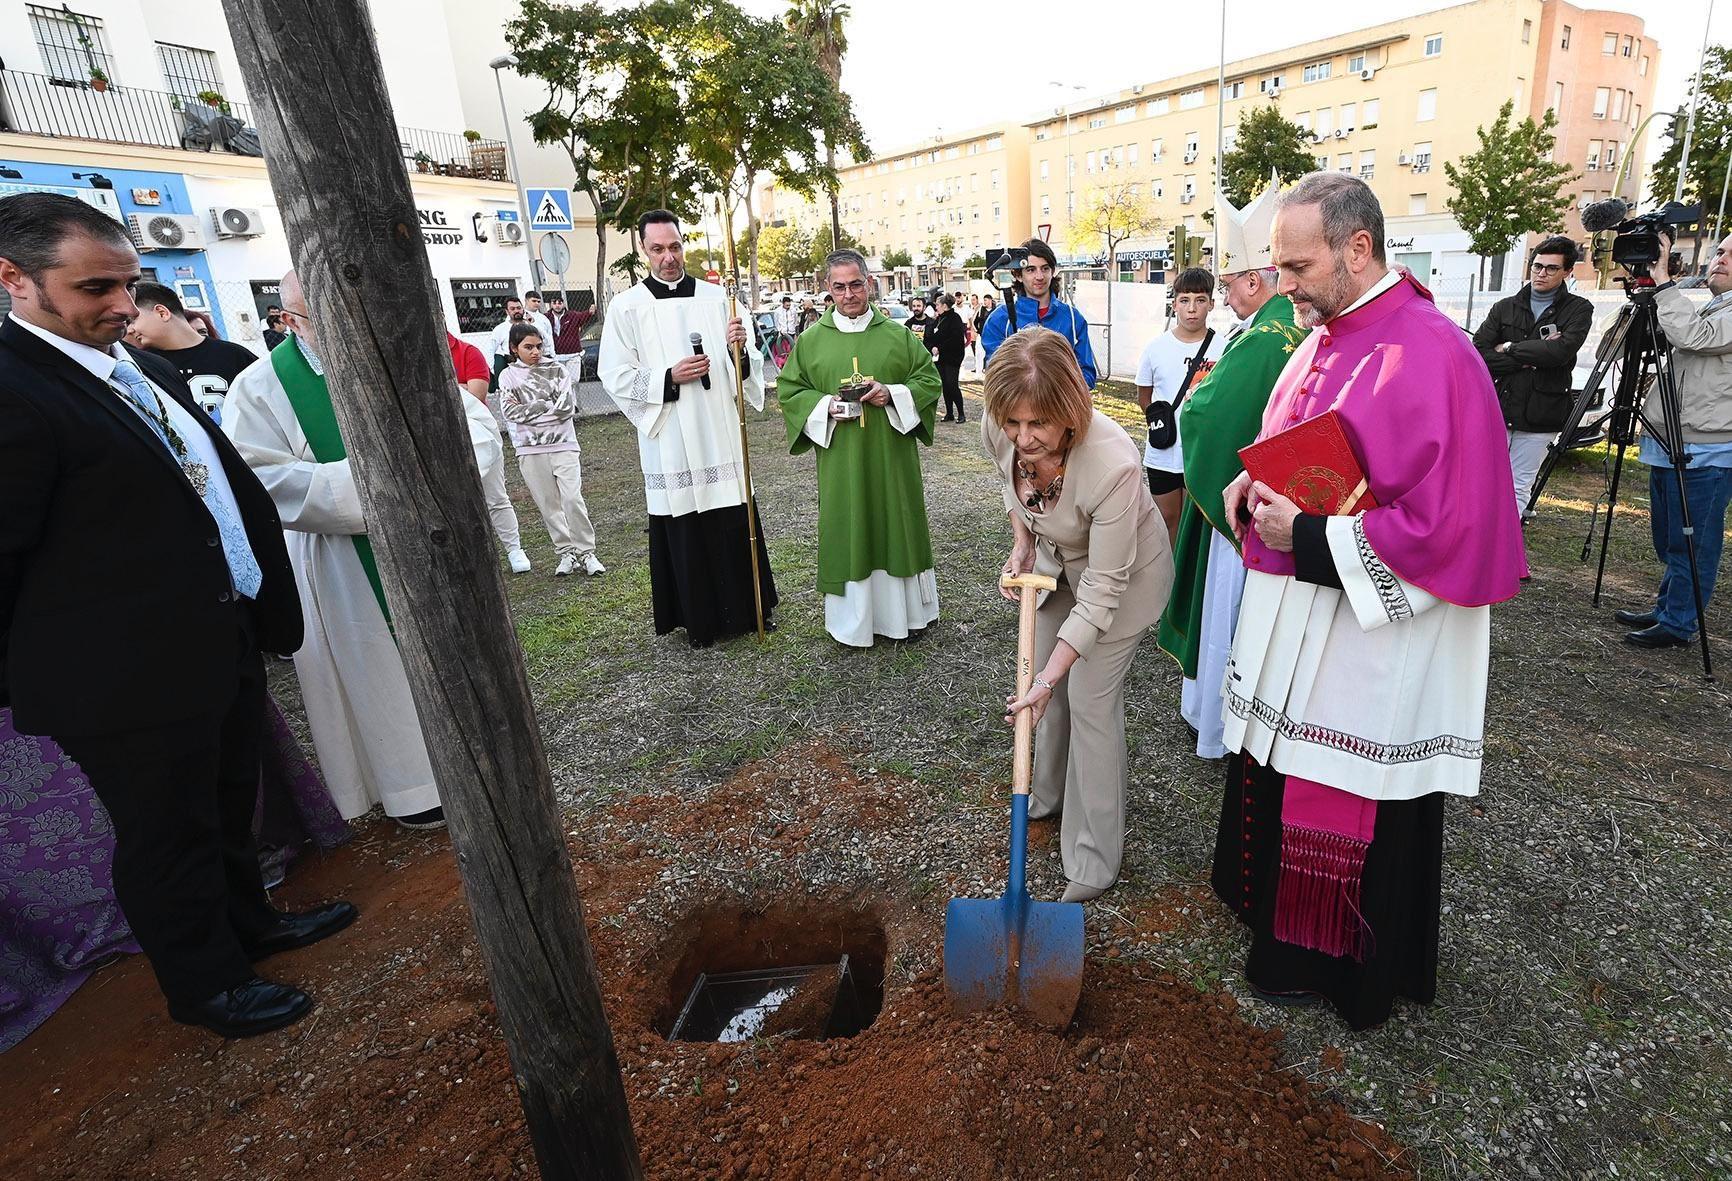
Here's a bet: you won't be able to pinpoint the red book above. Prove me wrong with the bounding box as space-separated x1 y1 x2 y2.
1238 410 1377 516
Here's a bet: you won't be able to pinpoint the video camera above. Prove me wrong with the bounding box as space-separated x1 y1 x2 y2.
1581 197 1702 278
984 246 1028 330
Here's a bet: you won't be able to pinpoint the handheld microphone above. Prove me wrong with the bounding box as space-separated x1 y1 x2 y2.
1580 197 1630 233
688 332 710 390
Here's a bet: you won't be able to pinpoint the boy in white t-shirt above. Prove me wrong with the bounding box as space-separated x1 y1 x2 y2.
1137 267 1225 542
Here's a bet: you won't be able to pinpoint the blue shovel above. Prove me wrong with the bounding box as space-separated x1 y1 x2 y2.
943 571 1084 1029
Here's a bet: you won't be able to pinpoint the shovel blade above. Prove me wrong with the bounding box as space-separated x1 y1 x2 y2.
943 896 1084 1029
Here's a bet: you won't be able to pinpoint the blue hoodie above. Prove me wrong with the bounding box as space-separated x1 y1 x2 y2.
980 294 1098 388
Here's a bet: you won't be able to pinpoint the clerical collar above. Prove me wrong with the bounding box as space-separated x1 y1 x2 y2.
1331 268 1402 322
295 333 326 376
647 274 696 299
832 308 874 333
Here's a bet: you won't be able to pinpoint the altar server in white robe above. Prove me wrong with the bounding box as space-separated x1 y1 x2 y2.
600 209 778 647
223 271 502 829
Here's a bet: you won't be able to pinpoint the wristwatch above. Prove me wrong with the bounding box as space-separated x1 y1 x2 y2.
1032 675 1055 694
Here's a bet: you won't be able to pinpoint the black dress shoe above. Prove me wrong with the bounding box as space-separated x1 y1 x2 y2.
243 900 358 961
1249 985 1325 1008
1624 623 1692 649
1614 608 1659 628
169 977 312 1037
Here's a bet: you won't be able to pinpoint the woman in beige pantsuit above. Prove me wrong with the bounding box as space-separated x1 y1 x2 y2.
983 330 1174 902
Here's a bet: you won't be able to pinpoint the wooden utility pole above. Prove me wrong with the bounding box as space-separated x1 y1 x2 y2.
219 2 642 1176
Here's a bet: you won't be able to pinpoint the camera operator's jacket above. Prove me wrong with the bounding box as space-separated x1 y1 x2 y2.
1654 285 1732 444
1472 284 1594 433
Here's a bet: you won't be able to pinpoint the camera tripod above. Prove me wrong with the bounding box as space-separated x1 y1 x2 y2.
1526 286 1714 678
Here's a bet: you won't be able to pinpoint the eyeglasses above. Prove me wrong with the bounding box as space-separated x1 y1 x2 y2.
830 280 868 293
1530 262 1566 275
1217 273 1242 294
279 307 312 323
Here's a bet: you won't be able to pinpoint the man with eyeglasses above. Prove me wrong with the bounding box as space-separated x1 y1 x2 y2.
1473 236 1594 524
225 270 505 832
777 248 943 646
1155 182 1305 760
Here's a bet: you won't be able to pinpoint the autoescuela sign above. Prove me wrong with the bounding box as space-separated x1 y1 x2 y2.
417 207 464 246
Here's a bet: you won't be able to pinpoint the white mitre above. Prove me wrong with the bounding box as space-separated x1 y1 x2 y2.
1217 178 1281 275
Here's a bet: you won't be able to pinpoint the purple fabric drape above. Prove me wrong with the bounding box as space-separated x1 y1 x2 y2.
0 700 348 1052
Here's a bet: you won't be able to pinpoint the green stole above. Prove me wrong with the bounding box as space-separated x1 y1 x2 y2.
270 339 392 629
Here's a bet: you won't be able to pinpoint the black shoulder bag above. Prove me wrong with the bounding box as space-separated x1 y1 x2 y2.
1145 328 1215 450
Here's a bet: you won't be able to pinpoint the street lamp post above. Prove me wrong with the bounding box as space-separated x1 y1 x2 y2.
1051 82 1084 245
489 54 540 289
1675 0 1717 205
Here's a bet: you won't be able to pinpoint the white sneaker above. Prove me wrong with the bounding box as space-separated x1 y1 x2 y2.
579 552 606 576
507 548 531 574
554 553 578 576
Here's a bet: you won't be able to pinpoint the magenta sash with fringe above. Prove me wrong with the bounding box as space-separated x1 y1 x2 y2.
1274 776 1377 961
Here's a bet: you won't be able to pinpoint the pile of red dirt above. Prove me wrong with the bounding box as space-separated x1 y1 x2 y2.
631 964 1403 1179
0 743 1409 1179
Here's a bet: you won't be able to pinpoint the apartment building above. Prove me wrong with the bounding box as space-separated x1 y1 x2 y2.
833 123 1033 272
833 0 1656 288
0 0 610 349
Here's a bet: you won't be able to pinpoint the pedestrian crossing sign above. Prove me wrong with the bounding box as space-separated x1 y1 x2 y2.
527 188 573 231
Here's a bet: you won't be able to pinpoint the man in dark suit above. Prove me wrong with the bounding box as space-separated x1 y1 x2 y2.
0 192 355 1038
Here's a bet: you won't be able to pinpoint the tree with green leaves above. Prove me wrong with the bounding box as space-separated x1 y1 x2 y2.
806 221 862 270
960 252 987 271
609 252 644 284
506 0 698 311
1444 100 1577 287
1649 45 1731 224
1070 181 1162 376
758 222 815 285
882 247 913 269
784 1 851 247
684 0 866 306
1219 104 1313 207
925 233 958 277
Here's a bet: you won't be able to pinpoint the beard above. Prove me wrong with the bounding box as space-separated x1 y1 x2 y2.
1291 260 1355 329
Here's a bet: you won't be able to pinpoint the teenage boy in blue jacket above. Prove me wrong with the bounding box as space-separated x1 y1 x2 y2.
980 237 1098 387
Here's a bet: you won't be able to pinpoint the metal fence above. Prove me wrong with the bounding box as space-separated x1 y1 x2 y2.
0 68 511 181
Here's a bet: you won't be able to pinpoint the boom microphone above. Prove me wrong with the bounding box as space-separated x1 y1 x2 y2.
1580 197 1631 233
689 332 711 390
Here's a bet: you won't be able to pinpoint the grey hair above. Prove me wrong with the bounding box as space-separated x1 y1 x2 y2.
1278 171 1386 263
823 248 870 283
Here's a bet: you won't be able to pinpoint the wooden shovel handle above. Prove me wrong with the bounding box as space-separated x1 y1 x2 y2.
1001 572 1058 796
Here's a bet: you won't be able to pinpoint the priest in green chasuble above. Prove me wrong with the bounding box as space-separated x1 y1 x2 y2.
777 249 943 646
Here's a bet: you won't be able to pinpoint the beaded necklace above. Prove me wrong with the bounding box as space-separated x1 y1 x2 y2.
1016 449 1068 511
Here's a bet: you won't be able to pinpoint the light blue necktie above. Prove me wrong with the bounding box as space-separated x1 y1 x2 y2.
110 357 264 600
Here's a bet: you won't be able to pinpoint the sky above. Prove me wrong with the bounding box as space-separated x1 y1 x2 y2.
741 0 1728 170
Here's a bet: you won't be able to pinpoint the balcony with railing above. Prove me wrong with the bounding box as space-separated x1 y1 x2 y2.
0 68 511 182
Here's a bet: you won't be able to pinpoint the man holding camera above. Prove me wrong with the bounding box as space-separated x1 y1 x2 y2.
980 239 1098 388
1618 233 1732 650
1473 236 1594 523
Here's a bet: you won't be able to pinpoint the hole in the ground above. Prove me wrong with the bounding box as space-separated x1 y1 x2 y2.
655 904 886 1043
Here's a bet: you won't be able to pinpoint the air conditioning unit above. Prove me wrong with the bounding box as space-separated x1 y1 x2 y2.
210 206 265 239
1333 129 1348 140
1132 84 1144 94
1183 151 1198 163
1308 132 1324 144
1398 152 1413 165
129 213 206 252
493 217 525 245
1413 163 1431 174
1360 68 1377 81
1179 192 1195 204
1267 85 1282 98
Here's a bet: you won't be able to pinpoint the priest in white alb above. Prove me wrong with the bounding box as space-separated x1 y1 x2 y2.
599 209 777 647
223 270 503 830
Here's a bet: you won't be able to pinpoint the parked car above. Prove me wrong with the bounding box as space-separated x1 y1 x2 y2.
877 301 912 324
576 317 604 382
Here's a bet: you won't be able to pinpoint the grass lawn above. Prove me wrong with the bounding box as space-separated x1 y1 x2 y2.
317 387 1732 1177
